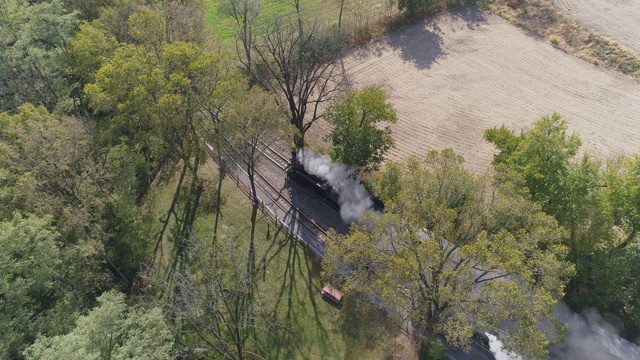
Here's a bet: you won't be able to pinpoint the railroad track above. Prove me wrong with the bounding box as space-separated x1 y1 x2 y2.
205 142 330 254
257 140 291 171
205 141 498 360
248 143 499 360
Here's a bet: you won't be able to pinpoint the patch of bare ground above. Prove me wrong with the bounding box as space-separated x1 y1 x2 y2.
554 0 640 54
488 0 640 78
308 8 640 173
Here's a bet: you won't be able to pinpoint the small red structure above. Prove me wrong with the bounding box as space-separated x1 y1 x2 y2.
321 284 344 303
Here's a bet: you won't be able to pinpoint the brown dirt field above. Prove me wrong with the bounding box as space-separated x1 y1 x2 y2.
555 0 640 54
310 8 640 173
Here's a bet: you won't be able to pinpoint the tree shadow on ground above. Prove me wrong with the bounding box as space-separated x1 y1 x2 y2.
339 294 402 359
260 223 333 359
447 6 490 30
350 7 489 70
386 18 447 69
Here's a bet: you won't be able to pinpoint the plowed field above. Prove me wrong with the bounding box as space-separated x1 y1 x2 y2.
311 9 640 172
555 0 640 53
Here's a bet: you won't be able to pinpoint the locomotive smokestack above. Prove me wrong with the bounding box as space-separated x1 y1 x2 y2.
296 148 374 224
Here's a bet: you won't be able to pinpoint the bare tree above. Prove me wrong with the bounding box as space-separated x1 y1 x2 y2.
245 17 348 148
225 87 290 276
223 0 261 75
336 0 347 28
148 237 262 360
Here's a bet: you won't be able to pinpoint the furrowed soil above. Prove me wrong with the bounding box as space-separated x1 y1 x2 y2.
310 8 640 173
555 0 640 54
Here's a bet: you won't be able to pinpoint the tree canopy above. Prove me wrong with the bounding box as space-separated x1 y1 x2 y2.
485 113 640 336
326 84 397 173
0 0 79 113
323 149 574 358
0 214 68 359
24 290 174 360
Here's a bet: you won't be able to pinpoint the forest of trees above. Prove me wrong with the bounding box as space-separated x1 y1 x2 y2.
1 0 639 359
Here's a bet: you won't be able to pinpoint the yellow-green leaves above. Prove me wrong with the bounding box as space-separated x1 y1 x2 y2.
326 84 398 173
69 21 119 85
323 149 572 358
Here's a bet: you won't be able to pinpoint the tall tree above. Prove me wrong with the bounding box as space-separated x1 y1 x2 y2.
326 84 397 173
149 237 262 360
323 150 573 359
223 0 261 76
0 0 79 113
484 115 616 304
0 214 69 359
86 41 246 292
0 104 142 284
604 154 640 250
226 87 290 276
24 290 174 360
62 0 112 21
484 113 582 217
484 114 613 257
66 20 119 114
245 17 347 147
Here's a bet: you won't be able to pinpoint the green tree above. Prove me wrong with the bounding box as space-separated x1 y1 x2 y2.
323 150 573 359
398 0 437 15
0 104 148 283
85 39 244 287
484 115 617 307
484 113 583 218
85 41 239 201
24 290 174 360
326 84 397 172
604 154 640 249
66 20 119 113
61 0 112 21
0 214 69 359
0 0 79 113
484 114 612 258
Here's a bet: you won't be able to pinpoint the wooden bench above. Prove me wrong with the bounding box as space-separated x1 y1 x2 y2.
321 284 344 304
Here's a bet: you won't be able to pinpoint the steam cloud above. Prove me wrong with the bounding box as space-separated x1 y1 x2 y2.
549 302 640 360
489 302 640 360
296 148 373 224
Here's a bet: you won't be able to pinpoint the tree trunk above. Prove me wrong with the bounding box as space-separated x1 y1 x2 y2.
338 0 345 28
294 132 305 148
213 151 225 247
248 163 258 281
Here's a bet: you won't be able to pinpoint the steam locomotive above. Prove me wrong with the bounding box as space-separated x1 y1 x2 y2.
287 158 384 213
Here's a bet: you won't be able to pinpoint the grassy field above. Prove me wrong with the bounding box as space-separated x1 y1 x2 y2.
146 159 409 359
203 0 334 42
202 0 404 44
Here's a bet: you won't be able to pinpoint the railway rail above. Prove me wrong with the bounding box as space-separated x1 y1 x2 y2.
206 140 498 360
257 139 291 171
205 140 330 256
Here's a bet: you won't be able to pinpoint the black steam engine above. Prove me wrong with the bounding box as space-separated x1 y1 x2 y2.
288 160 341 210
287 155 384 213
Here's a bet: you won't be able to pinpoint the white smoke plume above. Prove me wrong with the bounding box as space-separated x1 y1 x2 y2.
486 333 522 360
296 148 373 224
488 302 640 360
550 302 640 360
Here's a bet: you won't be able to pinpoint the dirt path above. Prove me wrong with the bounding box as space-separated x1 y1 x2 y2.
555 0 640 54
310 8 640 173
